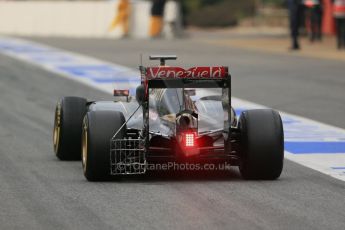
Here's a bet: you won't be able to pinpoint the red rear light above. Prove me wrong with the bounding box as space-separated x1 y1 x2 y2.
184 133 196 147
180 132 200 157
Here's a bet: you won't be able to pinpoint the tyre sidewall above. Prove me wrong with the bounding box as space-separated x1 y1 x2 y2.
83 110 126 181
239 109 284 180
54 97 87 160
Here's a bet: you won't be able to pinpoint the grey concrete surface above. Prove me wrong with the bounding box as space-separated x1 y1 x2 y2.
0 36 344 230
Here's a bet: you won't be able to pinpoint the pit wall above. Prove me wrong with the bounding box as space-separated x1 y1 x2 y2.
0 0 181 38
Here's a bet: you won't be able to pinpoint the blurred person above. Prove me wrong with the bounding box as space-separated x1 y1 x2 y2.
150 0 166 38
108 0 130 37
163 0 181 39
287 0 303 50
303 0 323 42
333 0 345 49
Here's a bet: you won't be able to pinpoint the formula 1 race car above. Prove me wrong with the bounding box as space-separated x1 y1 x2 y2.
53 55 284 181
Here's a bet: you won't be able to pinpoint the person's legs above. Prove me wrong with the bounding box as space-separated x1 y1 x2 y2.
149 16 163 38
316 7 323 41
340 18 345 49
338 18 345 49
335 18 342 49
310 8 317 42
149 0 166 38
305 9 312 42
294 7 302 49
291 16 300 49
122 18 129 37
288 3 301 50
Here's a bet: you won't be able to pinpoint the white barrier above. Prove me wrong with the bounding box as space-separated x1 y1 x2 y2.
0 0 181 38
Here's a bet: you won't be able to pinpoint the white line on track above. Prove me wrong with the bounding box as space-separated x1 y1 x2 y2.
1 36 344 181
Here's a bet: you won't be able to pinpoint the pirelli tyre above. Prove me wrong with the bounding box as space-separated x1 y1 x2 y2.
239 109 284 180
53 97 87 160
82 111 126 181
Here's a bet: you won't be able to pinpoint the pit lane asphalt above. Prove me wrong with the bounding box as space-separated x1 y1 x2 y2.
0 36 344 230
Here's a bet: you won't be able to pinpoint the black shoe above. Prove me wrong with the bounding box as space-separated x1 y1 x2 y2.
289 44 300 51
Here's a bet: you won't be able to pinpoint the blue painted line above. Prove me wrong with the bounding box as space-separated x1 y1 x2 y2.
331 167 345 170
0 44 51 53
234 109 299 126
93 78 140 83
58 66 135 74
282 116 299 124
129 88 137 95
285 142 345 154
28 55 74 63
57 65 139 84
234 109 245 116
58 65 115 70
57 65 117 73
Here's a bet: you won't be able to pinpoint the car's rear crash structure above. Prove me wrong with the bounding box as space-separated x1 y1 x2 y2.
53 55 284 181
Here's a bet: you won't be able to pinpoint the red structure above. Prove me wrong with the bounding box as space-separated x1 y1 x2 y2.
323 0 336 34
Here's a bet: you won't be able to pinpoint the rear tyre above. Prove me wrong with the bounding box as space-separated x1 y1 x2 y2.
53 97 87 160
239 109 284 180
82 111 126 181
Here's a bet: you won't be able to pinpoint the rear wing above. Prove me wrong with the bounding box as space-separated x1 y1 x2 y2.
138 56 232 143
141 66 230 89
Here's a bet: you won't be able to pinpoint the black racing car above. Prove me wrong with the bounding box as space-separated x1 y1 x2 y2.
53 55 284 181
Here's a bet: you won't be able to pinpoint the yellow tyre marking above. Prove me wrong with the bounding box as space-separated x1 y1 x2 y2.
82 118 88 174
53 102 61 154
